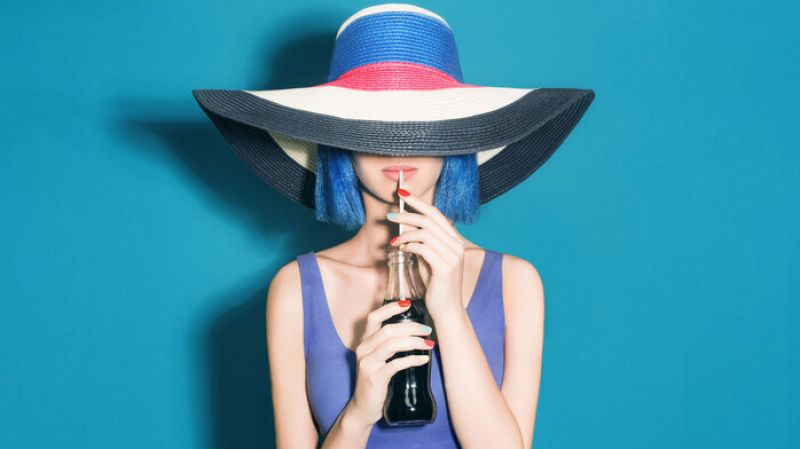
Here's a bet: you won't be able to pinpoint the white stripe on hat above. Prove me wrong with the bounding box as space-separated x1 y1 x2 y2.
336 3 451 38
245 85 535 121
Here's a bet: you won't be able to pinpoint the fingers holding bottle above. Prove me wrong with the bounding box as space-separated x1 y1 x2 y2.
346 307 435 427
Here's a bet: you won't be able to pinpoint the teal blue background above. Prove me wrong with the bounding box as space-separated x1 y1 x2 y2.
1 1 797 448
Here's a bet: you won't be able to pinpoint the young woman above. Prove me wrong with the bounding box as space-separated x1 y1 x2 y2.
191 4 594 448
266 149 545 449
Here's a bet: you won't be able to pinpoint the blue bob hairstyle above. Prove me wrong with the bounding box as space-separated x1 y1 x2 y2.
313 145 480 230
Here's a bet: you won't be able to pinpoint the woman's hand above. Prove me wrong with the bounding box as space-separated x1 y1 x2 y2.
386 188 469 321
346 300 435 427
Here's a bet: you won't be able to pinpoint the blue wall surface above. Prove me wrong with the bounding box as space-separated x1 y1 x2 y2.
1 1 797 448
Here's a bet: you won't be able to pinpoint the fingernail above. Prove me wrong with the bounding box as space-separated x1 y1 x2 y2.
419 324 432 334
386 212 397 219
424 339 435 347
389 236 399 245
398 188 410 197
398 299 411 307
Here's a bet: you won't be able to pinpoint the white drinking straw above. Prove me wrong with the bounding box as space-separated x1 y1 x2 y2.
398 170 406 299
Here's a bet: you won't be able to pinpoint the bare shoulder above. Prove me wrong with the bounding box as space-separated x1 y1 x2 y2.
499 252 545 323
265 258 305 338
500 253 542 283
265 258 304 348
268 258 302 299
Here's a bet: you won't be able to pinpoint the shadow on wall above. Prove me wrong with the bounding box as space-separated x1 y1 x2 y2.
113 21 351 449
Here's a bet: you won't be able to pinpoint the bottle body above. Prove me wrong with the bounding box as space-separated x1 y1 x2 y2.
381 249 437 426
381 297 436 426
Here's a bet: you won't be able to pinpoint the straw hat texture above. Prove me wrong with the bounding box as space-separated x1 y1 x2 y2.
192 3 596 208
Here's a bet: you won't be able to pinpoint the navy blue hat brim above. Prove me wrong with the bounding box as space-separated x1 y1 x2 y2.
191 87 595 209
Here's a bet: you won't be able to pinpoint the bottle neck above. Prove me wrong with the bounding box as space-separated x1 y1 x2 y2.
385 249 424 300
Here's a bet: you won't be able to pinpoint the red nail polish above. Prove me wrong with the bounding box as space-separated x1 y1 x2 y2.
398 299 411 307
397 188 410 197
390 236 399 245
424 339 435 347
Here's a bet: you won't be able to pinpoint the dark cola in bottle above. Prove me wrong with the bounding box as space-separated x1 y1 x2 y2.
381 247 437 426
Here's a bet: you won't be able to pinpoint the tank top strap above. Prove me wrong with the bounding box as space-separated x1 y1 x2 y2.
467 249 506 386
482 249 504 293
296 251 325 361
469 249 506 325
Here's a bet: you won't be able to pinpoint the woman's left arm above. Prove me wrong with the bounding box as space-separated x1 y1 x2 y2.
435 256 544 449
387 190 544 449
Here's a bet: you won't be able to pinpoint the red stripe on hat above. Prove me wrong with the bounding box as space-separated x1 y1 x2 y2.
318 61 480 90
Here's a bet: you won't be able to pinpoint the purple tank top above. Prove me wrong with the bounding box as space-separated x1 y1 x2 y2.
296 249 506 448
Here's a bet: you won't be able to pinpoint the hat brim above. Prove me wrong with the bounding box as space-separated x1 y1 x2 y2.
191 86 595 209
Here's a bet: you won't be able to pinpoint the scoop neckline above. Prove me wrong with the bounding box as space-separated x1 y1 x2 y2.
310 249 492 354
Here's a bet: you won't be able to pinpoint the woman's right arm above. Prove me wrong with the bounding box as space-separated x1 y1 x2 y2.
266 261 373 449
266 261 319 449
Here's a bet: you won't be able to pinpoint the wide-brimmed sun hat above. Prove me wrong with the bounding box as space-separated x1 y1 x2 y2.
192 3 596 209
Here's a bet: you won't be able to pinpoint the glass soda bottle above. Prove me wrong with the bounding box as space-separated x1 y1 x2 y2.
381 247 437 426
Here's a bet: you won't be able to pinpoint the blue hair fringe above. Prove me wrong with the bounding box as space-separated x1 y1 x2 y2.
314 145 480 230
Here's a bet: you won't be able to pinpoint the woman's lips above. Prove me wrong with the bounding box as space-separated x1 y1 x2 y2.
382 165 417 181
